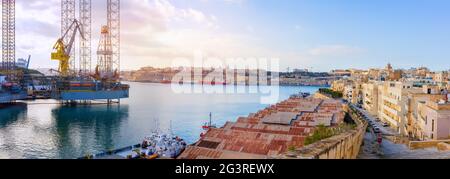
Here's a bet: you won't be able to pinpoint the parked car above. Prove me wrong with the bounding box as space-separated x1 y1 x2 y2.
383 122 389 127
374 127 381 133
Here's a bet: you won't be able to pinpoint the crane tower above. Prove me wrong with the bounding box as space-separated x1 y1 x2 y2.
108 0 120 75
97 0 120 78
61 0 76 74
79 0 91 77
51 0 127 103
2 0 15 77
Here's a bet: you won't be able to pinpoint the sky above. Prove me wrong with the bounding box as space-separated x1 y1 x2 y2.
11 0 450 72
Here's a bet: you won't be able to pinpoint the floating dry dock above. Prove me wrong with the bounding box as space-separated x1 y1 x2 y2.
52 80 129 102
0 92 27 103
0 83 28 103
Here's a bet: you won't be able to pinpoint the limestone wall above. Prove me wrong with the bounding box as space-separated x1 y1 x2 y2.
409 140 450 150
314 92 332 100
278 105 368 159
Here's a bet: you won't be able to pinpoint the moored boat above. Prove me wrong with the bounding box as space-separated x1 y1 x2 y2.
83 132 187 159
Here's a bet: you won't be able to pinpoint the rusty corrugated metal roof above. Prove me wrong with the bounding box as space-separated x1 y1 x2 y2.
179 97 345 159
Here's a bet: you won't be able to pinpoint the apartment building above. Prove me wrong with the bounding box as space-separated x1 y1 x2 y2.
377 81 413 135
331 79 352 93
406 86 446 139
330 64 450 140
416 101 450 140
343 84 354 102
362 82 379 116
433 71 449 84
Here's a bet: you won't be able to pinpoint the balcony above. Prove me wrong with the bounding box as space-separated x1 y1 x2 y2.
383 105 399 117
381 113 399 127
383 96 399 106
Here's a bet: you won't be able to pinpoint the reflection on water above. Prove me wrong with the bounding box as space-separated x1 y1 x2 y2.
0 102 129 159
0 103 27 127
52 105 129 159
0 82 320 159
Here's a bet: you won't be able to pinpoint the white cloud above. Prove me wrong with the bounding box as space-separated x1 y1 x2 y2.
12 0 226 69
11 0 362 72
223 0 246 5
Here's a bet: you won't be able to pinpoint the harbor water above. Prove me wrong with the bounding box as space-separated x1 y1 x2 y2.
0 82 320 159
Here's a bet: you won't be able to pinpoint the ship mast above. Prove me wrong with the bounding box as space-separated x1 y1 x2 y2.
209 112 212 127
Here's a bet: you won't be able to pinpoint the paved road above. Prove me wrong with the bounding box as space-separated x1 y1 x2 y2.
350 104 398 136
358 131 450 159
352 104 450 159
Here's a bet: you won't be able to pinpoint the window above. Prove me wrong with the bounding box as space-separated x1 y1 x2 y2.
432 120 435 132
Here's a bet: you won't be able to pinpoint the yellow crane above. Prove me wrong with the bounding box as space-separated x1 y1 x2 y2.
51 19 84 77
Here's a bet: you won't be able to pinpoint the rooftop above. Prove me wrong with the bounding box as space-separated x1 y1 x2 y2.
178 97 345 159
261 112 299 125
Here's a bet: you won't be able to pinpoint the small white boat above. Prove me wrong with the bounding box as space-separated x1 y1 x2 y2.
84 132 187 159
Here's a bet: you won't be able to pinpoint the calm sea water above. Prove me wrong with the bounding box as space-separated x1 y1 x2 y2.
0 82 320 159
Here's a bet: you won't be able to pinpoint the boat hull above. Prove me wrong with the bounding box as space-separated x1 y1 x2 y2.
57 89 129 101
0 91 27 103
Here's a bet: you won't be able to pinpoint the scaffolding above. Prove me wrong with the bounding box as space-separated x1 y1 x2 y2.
107 0 120 76
97 25 113 76
97 0 120 80
79 0 91 77
61 0 76 74
52 0 127 104
2 0 15 77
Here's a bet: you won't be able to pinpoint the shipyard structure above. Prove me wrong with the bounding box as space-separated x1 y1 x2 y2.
1 0 129 104
0 0 27 104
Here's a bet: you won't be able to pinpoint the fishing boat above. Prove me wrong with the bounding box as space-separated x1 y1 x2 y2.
202 112 217 130
200 113 217 137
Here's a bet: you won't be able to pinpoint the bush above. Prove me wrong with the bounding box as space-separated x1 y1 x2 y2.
288 146 296 152
304 123 357 146
304 125 335 145
319 88 343 99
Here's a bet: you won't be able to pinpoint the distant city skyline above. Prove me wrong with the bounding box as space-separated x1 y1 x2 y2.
13 0 450 72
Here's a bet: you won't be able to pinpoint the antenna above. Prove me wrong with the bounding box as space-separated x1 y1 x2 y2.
26 55 31 69
169 120 173 135
209 112 212 127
